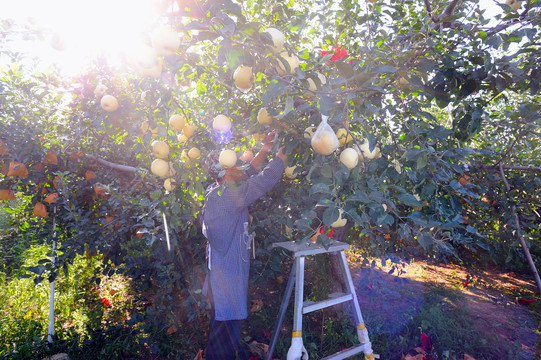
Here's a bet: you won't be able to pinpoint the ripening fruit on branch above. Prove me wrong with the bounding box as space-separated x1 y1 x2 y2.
169 114 185 132
257 107 273 125
0 189 15 201
33 202 49 218
358 141 381 160
340 148 359 169
233 66 253 91
284 165 298 179
335 128 353 146
188 147 201 160
277 51 299 76
304 126 316 139
504 0 522 11
94 84 108 98
100 95 119 112
219 150 237 169
152 141 170 159
164 178 177 191
7 161 29 178
151 25 180 56
141 121 158 137
44 192 59 204
151 159 176 177
311 131 339 155
213 114 232 132
263 27 285 53
331 209 347 228
182 124 197 138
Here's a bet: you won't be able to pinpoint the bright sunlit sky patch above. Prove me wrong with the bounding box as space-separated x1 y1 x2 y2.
0 0 174 76
0 0 514 78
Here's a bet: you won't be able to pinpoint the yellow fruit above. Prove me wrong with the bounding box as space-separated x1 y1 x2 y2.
219 150 237 169
331 209 347 228
285 165 298 179
164 178 177 191
94 84 108 97
213 114 232 132
359 141 380 160
140 61 162 78
177 133 188 143
311 131 339 155
233 66 253 91
240 150 254 162
263 27 285 53
151 25 180 56
180 151 190 163
335 128 353 146
141 121 158 137
340 148 359 169
277 51 299 76
151 159 175 177
152 140 170 159
182 124 197 138
257 107 273 125
505 0 522 11
169 114 185 132
49 32 66 51
304 126 316 139
188 147 201 160
100 95 119 112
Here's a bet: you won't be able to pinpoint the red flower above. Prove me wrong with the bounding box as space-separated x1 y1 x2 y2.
320 44 349 61
101 298 111 307
319 226 334 238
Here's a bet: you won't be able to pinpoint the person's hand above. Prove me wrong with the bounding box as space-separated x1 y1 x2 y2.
276 146 286 162
261 130 277 152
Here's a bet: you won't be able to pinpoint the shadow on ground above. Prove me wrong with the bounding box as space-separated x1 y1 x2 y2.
350 263 538 360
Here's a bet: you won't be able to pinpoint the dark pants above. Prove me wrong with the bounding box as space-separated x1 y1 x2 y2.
206 283 248 360
206 316 247 360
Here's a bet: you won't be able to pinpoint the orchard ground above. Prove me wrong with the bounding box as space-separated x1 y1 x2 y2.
245 247 541 360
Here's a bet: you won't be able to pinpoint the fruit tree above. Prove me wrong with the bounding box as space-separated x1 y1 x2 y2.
0 0 540 351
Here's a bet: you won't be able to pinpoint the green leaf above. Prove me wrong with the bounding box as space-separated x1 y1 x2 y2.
416 155 427 170
262 80 287 105
417 233 433 250
276 96 294 119
323 206 339 227
334 61 355 79
398 193 422 207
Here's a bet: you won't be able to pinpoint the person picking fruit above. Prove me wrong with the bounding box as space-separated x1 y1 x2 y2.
201 131 286 360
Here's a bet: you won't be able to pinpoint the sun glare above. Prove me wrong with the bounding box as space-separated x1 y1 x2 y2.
2 0 173 77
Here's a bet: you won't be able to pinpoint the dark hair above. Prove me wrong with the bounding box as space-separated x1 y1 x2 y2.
203 149 223 180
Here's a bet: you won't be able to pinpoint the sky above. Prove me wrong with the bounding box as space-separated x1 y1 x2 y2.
0 0 509 77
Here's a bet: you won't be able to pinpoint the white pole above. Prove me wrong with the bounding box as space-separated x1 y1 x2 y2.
163 212 171 252
47 206 57 344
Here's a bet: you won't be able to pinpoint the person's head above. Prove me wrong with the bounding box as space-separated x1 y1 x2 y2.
203 149 247 184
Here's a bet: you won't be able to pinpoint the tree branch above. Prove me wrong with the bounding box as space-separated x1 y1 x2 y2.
84 154 139 173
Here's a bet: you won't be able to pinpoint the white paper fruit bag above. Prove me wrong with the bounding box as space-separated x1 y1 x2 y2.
311 115 339 155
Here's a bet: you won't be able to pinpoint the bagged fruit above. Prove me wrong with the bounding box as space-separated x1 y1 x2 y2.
311 115 339 155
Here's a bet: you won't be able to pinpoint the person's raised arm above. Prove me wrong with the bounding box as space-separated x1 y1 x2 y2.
249 130 277 171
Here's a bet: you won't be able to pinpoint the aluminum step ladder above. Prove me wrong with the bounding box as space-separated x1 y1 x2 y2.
265 241 377 360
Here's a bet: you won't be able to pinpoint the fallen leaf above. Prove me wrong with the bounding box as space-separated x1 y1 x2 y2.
193 349 204 360
250 299 264 312
167 325 177 335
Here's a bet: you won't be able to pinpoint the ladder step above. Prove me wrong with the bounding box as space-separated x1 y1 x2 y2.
320 343 369 360
302 294 353 314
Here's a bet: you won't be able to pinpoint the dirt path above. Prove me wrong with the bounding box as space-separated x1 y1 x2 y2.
349 259 540 359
